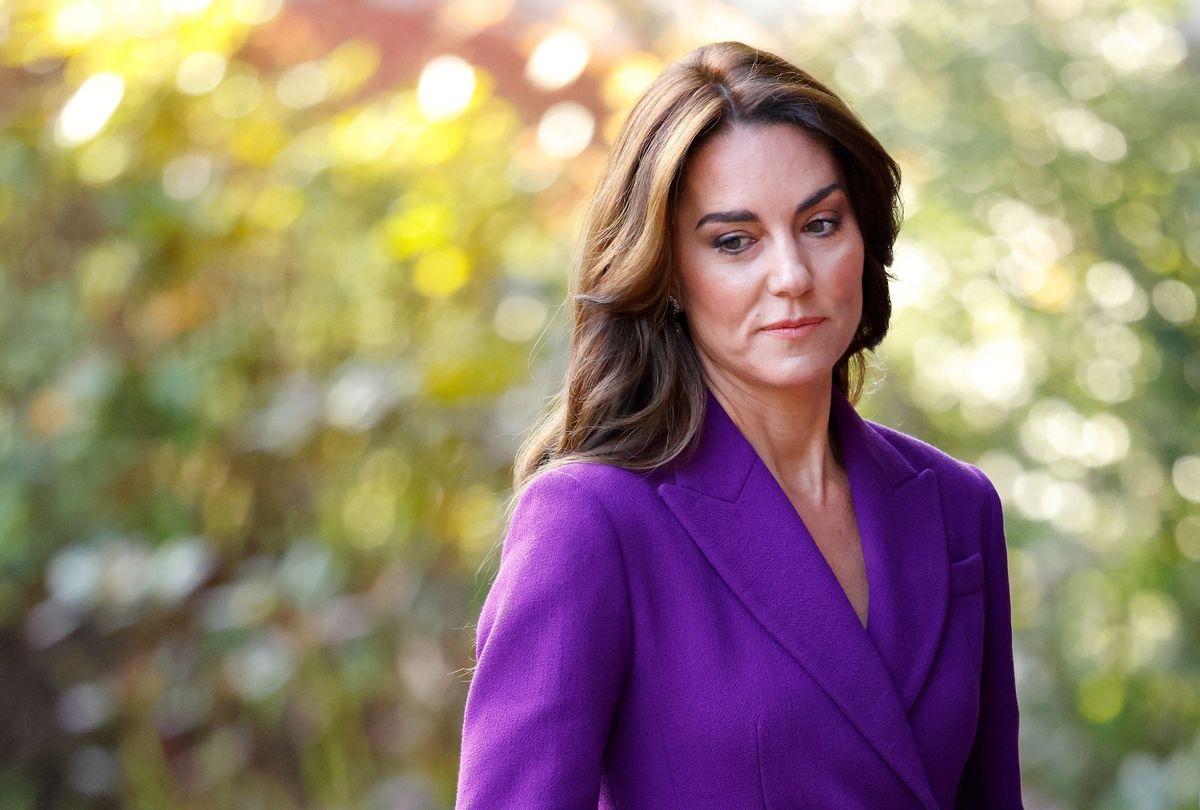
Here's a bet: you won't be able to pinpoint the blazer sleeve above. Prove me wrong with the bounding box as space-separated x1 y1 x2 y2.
956 469 1024 809
456 468 632 809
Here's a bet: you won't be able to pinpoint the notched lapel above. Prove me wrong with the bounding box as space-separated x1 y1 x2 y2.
657 387 945 810
858 469 950 708
832 390 950 713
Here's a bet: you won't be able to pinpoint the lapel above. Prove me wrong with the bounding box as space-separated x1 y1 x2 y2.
657 385 949 810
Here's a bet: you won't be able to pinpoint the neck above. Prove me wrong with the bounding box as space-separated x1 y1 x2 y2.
705 372 842 504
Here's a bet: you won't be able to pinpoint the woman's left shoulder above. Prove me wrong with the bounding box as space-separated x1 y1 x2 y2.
863 417 997 502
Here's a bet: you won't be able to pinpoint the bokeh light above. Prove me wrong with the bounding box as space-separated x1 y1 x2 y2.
176 51 227 95
525 29 590 91
536 101 595 160
55 72 125 146
417 55 476 121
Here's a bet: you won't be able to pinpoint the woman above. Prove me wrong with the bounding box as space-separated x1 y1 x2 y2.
456 41 1022 809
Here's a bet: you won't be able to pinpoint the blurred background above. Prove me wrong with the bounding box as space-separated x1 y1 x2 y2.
0 0 1197 807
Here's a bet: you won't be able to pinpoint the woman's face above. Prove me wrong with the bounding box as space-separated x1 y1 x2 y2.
671 123 865 396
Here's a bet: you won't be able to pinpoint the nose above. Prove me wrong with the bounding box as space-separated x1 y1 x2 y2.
765 238 814 297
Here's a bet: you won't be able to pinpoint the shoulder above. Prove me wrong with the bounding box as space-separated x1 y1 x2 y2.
517 460 661 519
507 460 660 551
862 417 1008 565
863 416 1000 507
507 461 666 572
492 464 641 601
535 459 659 492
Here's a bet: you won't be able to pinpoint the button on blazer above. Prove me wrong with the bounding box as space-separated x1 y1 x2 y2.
457 385 1023 809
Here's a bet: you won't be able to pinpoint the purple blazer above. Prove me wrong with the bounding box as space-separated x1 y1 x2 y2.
457 385 1023 808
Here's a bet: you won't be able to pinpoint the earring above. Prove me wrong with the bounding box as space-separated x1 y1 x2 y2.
668 295 682 316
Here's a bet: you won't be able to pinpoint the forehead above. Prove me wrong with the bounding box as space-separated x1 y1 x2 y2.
676 123 840 209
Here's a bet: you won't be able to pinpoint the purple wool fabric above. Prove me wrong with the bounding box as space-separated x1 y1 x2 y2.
457 385 1023 809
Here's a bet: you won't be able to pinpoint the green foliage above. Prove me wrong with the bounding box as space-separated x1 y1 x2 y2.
0 1 566 806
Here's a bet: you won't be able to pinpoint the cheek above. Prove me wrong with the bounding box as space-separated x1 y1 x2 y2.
677 258 745 320
832 240 866 306
844 270 865 309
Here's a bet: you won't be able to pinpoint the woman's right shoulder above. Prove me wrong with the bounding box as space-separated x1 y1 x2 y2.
519 460 660 508
494 461 655 593
509 461 662 542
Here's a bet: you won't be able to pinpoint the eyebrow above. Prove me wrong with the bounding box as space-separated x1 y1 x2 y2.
694 182 844 231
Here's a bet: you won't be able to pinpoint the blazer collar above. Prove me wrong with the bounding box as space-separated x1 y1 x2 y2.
658 385 949 810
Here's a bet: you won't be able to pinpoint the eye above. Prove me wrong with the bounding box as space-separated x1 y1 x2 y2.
805 216 843 237
712 234 754 255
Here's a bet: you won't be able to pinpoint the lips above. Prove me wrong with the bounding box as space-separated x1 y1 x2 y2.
762 317 825 331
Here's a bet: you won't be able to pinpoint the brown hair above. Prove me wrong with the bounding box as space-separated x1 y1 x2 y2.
512 41 902 493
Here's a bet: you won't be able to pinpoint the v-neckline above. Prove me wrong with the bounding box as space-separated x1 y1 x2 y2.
728 387 875 633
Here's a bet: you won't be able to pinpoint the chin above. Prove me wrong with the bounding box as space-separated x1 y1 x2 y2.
750 365 837 392
699 346 840 394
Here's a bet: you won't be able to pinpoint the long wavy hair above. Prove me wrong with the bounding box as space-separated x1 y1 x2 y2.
512 41 902 494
